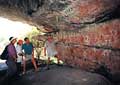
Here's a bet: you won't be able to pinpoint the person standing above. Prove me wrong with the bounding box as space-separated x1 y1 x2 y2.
6 37 17 79
22 37 38 72
44 35 60 70
16 40 26 75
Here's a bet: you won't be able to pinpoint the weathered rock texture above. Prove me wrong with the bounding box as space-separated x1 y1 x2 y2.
7 66 111 85
56 19 120 73
0 0 120 80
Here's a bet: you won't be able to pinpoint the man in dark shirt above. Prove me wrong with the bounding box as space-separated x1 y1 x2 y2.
22 37 38 73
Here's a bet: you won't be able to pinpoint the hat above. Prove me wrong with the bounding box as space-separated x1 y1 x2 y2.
9 37 17 42
18 39 23 44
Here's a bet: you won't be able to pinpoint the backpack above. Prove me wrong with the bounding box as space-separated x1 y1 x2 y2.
0 45 9 60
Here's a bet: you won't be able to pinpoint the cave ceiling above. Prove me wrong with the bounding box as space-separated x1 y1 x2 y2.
0 0 120 33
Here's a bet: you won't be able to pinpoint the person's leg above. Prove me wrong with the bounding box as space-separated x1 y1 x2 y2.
12 61 17 78
57 58 60 65
5 60 13 84
7 59 17 77
16 55 23 75
4 59 17 84
31 57 38 71
16 62 21 75
55 55 60 65
47 57 50 69
22 56 26 74
8 59 17 80
6 60 13 77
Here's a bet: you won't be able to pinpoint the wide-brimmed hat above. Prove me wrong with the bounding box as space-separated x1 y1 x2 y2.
9 37 17 42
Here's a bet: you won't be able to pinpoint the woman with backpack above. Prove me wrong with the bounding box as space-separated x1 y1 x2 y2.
6 37 18 78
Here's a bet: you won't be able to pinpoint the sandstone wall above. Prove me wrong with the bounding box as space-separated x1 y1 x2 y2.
0 0 120 76
54 0 120 75
56 20 120 74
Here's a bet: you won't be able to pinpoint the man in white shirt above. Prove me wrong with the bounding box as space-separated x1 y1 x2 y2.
44 35 60 70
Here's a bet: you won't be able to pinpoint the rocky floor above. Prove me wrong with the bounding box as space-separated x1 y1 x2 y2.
0 65 112 85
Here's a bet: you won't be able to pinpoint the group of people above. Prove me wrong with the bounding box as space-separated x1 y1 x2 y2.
6 37 38 79
3 35 60 83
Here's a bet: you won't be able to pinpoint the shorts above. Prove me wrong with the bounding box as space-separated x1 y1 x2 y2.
46 51 57 57
25 54 32 61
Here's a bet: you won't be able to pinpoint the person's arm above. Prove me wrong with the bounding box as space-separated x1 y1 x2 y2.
44 41 47 56
44 47 46 56
31 43 34 58
22 44 25 55
13 55 17 62
32 47 34 58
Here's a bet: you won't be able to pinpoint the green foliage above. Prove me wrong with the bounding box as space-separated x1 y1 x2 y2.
26 27 45 59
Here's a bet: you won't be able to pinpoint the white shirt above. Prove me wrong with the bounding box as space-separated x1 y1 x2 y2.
16 45 23 63
45 41 57 57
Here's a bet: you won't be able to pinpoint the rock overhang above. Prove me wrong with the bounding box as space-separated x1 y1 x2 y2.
0 0 119 32
0 1 120 82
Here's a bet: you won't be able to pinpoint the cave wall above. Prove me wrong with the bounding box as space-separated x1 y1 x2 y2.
0 0 120 74
53 0 120 74
56 19 120 74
